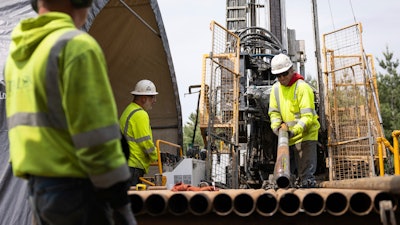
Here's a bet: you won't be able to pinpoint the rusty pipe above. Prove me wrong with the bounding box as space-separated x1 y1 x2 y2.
319 176 400 194
302 192 324 216
256 189 278 216
189 192 214 216
277 189 301 216
213 190 234 216
144 190 172 216
373 192 398 213
349 191 373 216
232 189 264 217
326 192 349 216
233 192 255 216
168 192 190 216
295 189 325 216
273 123 291 189
324 190 349 216
368 191 398 214
129 194 145 215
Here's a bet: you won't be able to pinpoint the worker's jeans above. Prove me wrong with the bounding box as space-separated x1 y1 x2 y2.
28 176 113 225
128 167 145 187
289 140 317 187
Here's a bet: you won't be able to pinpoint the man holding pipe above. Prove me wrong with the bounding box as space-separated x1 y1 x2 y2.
268 53 320 188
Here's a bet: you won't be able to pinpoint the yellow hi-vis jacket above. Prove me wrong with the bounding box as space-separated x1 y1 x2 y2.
268 79 320 146
119 102 158 173
5 12 129 188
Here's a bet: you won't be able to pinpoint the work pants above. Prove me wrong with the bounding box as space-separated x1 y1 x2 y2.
289 140 317 186
128 167 145 187
28 176 113 225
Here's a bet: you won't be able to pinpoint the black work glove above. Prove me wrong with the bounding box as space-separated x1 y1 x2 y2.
96 181 137 225
273 123 286 136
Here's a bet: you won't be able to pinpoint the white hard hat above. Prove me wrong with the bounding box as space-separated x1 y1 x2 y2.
271 53 293 74
130 79 158 95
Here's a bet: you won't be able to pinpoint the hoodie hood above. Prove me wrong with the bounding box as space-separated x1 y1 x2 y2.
10 12 75 61
287 72 304 86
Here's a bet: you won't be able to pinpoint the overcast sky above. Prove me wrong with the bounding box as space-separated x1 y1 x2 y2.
157 0 400 123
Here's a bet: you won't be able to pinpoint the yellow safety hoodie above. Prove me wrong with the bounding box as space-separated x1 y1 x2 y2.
268 79 320 146
119 102 158 173
5 12 129 188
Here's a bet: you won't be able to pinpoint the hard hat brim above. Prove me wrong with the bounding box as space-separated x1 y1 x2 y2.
130 91 159 95
271 66 291 74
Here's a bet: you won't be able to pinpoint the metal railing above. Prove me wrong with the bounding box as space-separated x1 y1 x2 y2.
139 139 183 186
377 131 400 175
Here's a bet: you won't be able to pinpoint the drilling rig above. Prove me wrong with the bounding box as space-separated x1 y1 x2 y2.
196 0 385 190
196 0 321 189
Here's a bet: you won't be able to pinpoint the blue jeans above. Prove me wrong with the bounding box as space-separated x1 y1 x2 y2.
128 168 145 187
28 176 113 225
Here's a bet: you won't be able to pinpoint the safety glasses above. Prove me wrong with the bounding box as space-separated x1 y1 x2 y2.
276 70 290 78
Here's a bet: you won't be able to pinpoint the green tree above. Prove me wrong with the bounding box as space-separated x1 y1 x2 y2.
305 74 317 89
183 112 204 154
376 46 400 141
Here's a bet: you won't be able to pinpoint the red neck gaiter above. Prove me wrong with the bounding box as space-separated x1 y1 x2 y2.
287 73 304 86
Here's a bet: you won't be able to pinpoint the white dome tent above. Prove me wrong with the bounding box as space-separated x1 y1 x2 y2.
0 1 182 224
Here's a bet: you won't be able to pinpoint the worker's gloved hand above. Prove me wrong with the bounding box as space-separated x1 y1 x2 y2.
273 123 286 136
96 180 136 225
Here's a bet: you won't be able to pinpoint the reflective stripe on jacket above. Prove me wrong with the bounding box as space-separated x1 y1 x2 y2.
268 79 320 146
119 102 158 173
5 12 129 188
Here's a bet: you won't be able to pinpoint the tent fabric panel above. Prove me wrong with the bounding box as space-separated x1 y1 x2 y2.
88 0 182 146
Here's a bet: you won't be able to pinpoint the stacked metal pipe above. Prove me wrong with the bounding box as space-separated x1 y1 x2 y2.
127 187 399 217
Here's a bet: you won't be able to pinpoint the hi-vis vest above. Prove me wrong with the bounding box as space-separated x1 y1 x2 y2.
119 102 158 173
6 29 129 188
268 80 320 146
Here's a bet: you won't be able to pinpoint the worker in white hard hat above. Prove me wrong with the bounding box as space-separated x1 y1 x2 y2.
119 79 159 187
268 53 320 188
